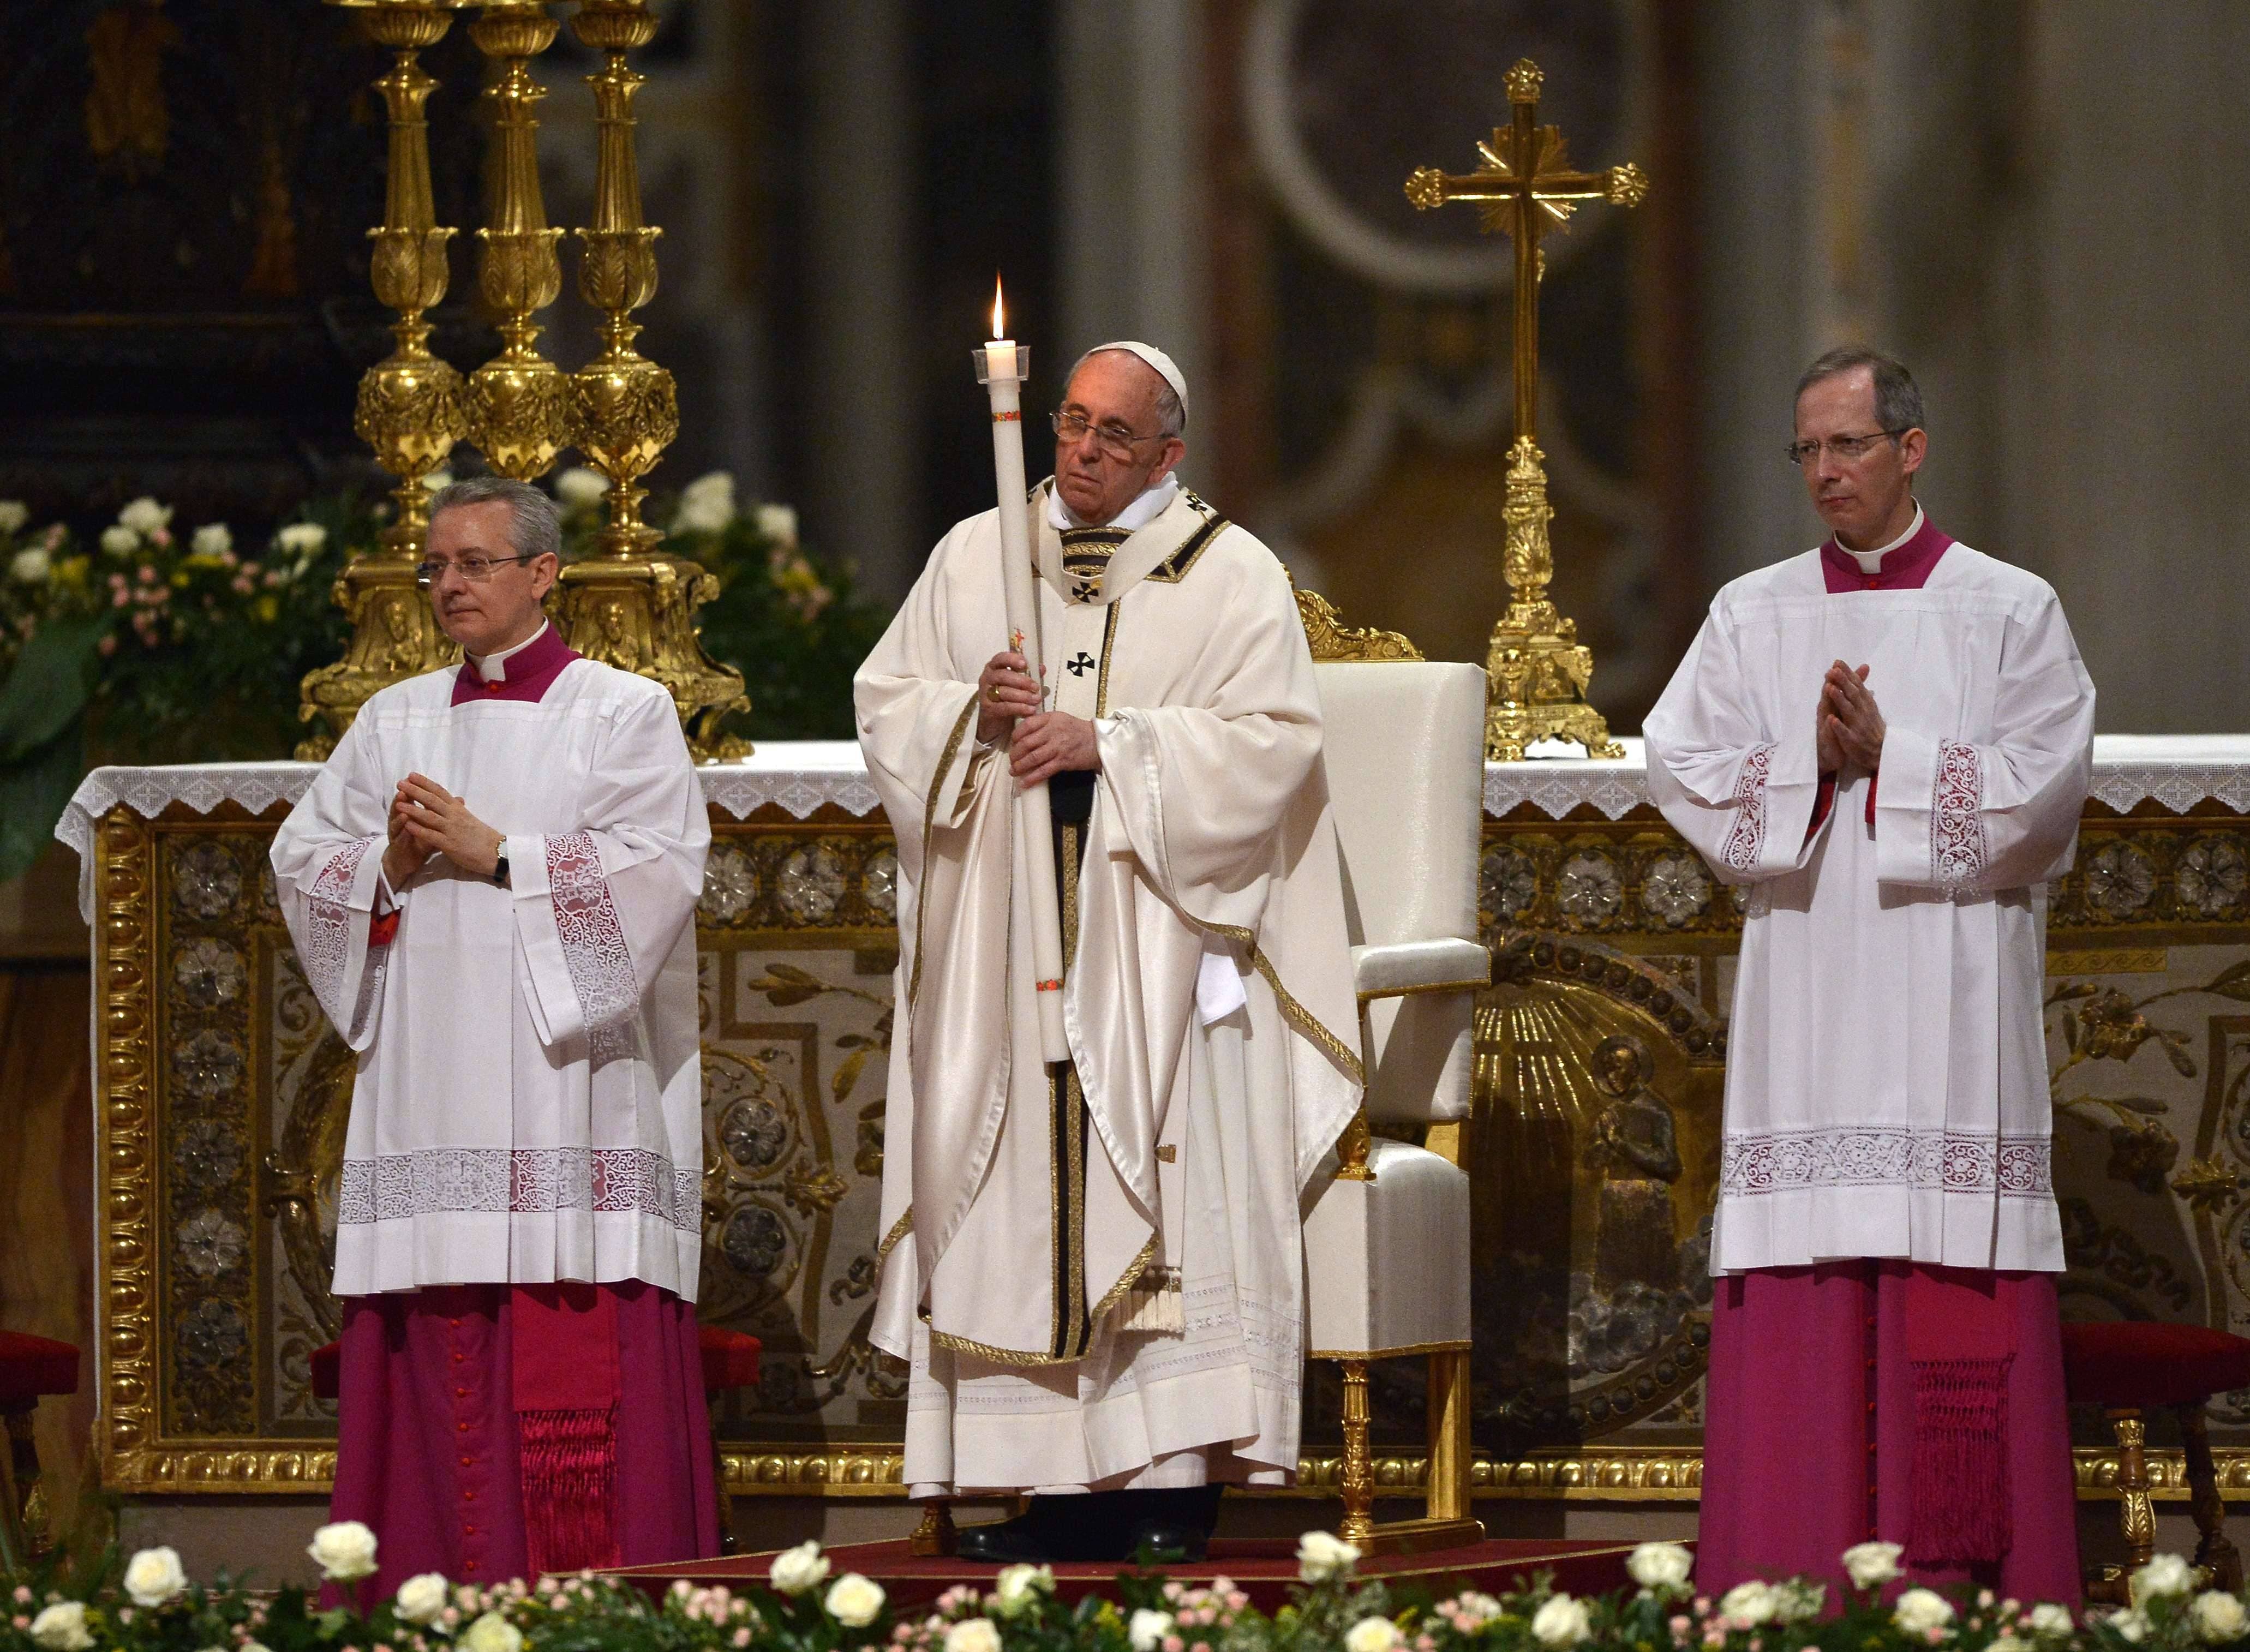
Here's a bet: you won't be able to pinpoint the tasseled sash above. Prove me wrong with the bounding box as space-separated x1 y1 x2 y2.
1904 1267 2016 1567
513 1284 622 1572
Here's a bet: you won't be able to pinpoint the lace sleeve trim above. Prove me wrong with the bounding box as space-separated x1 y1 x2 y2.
545 829 639 1060
1721 744 1775 873
1932 738 1989 893
306 838 375 1022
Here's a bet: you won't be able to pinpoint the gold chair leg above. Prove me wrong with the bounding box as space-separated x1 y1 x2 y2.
1426 1347 1473 1524
2086 1408 2155 1606
2179 1403 2243 1592
1338 1359 1375 1548
909 1498 958 1557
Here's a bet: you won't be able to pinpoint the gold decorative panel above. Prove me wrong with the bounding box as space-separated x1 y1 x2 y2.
86 790 2250 1500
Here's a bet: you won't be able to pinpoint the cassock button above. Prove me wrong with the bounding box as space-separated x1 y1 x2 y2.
464 1560 478 1573
457 1421 470 1433
455 1386 469 1398
453 1352 465 1364
463 1524 476 1536
463 1491 476 1502
450 1318 462 1328
460 1456 474 1468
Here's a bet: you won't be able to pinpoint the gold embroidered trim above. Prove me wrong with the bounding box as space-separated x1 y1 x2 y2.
906 697 979 1010
1155 1144 1177 1164
876 1207 913 1262
1096 601 1120 718
1060 1062 1089 1356
929 1236 1154 1370
1205 921 1366 1086
1143 508 1229 584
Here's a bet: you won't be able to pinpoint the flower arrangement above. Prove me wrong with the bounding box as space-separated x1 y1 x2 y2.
1 1525 2241 1652
0 472 889 884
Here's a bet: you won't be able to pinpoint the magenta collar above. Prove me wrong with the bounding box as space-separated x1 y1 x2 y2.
1820 512 1953 592
450 622 582 705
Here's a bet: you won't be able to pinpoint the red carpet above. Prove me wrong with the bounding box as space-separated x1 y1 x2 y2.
609 1536 1662 1612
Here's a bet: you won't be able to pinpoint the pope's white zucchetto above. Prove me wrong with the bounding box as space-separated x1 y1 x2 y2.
1080 340 1188 429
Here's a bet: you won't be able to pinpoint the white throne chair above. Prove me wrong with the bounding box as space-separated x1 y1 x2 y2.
1300 613 1489 1554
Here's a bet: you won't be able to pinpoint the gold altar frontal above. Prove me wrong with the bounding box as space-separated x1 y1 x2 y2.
77 745 2250 1508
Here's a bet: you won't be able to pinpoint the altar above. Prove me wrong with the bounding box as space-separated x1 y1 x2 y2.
58 735 2250 1510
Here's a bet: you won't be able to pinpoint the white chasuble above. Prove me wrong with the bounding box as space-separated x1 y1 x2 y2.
855 480 1363 1493
1643 544 2094 1274
271 653 709 1299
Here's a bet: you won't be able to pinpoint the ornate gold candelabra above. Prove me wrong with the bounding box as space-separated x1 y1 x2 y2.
296 0 472 760
554 0 749 757
1406 59 1646 762
461 1 572 479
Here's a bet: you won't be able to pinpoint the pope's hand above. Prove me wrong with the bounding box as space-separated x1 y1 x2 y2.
393 774 504 879
1011 711 1100 786
977 651 1042 745
1818 661 1884 773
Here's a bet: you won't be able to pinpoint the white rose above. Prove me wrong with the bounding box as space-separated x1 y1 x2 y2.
2027 1603 2075 1637
769 1538 831 1595
275 523 327 555
1345 1617 1402 1652
943 1617 1001 1652
1450 1594 1502 1630
1128 1609 1174 1651
1627 1541 1694 1593
1892 1588 1955 1634
0 500 28 535
755 503 799 546
191 524 232 558
421 470 453 493
117 498 172 536
307 1519 379 1581
29 1603 93 1651
825 1574 885 1629
2135 1555 2198 1603
674 472 737 534
1530 1594 1593 1648
1296 1530 1362 1583
396 1572 450 1625
2111 1609 2152 1644
1773 1582 1826 1624
555 467 611 507
459 1612 522 1652
122 1545 189 1607
10 547 50 584
990 1565 1054 1617
1844 1540 1905 1590
101 524 139 557
1719 1582 1778 1626
2192 1592 2249 1643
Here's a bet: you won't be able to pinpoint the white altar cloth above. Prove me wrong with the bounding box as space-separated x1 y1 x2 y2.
57 735 2250 920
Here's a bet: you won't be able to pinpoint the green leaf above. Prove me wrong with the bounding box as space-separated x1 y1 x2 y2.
0 719 86 887
0 614 105 763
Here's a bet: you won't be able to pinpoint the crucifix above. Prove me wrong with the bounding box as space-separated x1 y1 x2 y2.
1405 58 1648 762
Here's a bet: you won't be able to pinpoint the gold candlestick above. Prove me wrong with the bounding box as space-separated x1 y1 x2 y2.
1406 59 1645 762
461 1 572 480
297 0 472 760
556 0 749 758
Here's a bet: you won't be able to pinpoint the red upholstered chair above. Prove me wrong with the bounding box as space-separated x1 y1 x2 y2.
306 1327 760 1549
0 1331 81 1569
2061 1321 2250 1603
698 1327 761 1554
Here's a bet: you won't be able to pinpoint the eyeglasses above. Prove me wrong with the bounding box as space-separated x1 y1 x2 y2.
415 552 540 587
1783 430 1908 468
1051 410 1163 462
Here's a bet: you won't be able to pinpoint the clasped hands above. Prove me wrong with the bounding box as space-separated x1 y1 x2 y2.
1817 660 1886 775
381 773 504 890
977 651 1099 786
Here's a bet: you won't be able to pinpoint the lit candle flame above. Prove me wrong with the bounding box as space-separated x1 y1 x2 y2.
991 275 1006 340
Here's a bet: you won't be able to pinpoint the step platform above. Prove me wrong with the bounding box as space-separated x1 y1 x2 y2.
609 1536 1665 1614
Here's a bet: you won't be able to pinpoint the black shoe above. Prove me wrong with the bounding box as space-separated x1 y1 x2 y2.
1122 1519 1208 1565
956 1509 1064 1564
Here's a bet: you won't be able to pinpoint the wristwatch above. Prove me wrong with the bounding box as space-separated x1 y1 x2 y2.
491 854 510 888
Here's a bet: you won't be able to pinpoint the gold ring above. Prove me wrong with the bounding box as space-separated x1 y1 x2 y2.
987 684 1001 702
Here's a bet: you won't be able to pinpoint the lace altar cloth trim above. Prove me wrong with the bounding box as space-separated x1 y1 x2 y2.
55 737 2250 917
1720 1128 2053 1199
337 1145 701 1233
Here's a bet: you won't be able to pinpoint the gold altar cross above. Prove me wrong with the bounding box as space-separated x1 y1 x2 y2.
1404 58 1647 761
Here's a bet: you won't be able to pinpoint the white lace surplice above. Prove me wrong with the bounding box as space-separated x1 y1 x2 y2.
271 663 709 1298
1643 544 2095 1274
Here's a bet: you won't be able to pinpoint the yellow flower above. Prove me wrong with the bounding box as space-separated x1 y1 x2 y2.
254 596 279 624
